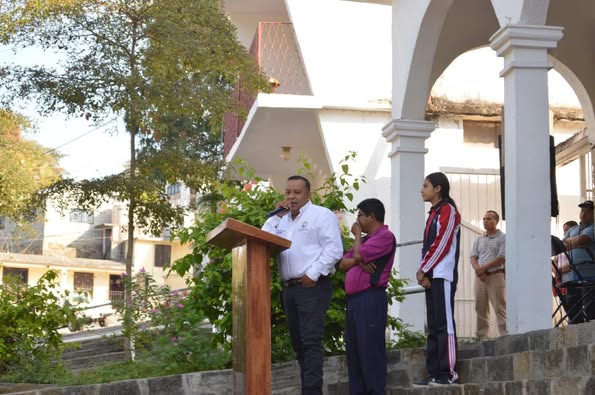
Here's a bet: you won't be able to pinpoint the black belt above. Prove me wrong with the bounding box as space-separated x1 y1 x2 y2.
487 269 505 276
283 275 328 287
284 278 302 287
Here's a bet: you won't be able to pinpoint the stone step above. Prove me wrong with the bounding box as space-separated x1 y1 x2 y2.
458 343 595 384
381 321 595 388
65 351 126 370
387 343 595 388
63 339 124 360
455 320 595 360
0 383 55 394
388 376 595 394
272 387 300 395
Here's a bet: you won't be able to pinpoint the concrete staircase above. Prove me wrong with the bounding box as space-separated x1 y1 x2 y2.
384 320 595 394
62 329 125 371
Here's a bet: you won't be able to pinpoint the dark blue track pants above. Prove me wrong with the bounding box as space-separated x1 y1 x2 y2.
345 287 388 395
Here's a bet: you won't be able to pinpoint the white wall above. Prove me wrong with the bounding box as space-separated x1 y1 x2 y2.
42 200 114 258
318 109 392 224
286 0 392 104
133 240 192 288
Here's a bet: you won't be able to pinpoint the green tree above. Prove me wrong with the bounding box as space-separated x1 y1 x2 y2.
172 156 410 361
0 109 60 225
1 0 268 359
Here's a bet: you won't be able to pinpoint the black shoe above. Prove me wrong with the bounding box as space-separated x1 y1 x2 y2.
428 377 458 386
412 376 434 387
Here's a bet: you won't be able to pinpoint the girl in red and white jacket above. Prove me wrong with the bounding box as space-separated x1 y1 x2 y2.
415 172 461 387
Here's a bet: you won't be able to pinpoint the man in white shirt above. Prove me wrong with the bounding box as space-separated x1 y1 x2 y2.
263 175 343 395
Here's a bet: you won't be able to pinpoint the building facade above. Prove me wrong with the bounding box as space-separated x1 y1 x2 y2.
0 199 192 321
223 0 589 337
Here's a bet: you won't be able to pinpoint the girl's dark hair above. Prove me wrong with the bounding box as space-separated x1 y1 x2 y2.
425 172 457 209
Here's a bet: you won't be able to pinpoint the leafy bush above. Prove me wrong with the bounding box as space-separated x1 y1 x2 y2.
112 269 172 352
112 269 231 371
0 270 75 381
171 154 412 361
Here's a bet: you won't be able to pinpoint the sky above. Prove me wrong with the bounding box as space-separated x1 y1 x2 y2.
25 112 130 180
1 46 130 181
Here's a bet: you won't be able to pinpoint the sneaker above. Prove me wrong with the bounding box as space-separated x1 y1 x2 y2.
428 377 458 386
412 376 434 387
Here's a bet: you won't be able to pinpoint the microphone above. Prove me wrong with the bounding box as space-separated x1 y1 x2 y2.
266 206 289 218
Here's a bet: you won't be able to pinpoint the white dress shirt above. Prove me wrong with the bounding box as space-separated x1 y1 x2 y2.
262 201 343 281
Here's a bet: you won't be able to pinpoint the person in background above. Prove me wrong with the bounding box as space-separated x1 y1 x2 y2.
414 172 461 387
553 220 579 320
338 198 396 395
470 210 507 338
262 175 343 395
556 220 579 275
562 201 595 323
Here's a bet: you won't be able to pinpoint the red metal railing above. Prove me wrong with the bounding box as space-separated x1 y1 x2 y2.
223 22 312 157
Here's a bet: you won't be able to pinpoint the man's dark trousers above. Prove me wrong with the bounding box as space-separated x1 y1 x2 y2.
345 287 388 395
282 276 332 395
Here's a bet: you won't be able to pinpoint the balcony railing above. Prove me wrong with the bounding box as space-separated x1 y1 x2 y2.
224 22 312 157
109 290 124 301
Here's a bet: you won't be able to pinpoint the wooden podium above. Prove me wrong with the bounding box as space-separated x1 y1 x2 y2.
207 218 291 394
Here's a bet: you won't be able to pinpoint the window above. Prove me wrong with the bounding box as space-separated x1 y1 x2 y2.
69 210 94 224
154 245 171 268
109 275 124 301
167 183 181 196
74 272 94 297
3 267 28 284
463 120 502 147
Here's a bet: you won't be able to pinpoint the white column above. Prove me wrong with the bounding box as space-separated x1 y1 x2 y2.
382 119 434 333
490 24 564 334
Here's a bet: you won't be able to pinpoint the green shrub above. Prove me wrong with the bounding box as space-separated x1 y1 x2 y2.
112 269 231 371
111 269 172 353
0 270 75 381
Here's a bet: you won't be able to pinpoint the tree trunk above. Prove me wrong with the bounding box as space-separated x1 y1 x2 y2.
123 123 137 361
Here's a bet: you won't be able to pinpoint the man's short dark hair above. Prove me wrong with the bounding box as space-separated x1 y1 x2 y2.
287 175 311 191
563 220 578 229
486 210 500 223
357 198 385 223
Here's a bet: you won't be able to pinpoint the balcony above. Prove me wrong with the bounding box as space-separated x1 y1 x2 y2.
224 22 312 157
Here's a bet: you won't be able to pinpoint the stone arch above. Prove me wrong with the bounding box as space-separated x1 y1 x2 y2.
396 0 555 123
550 56 595 143
394 0 454 121
396 0 501 121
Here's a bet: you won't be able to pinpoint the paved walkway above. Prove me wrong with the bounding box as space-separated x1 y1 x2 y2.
62 325 123 343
